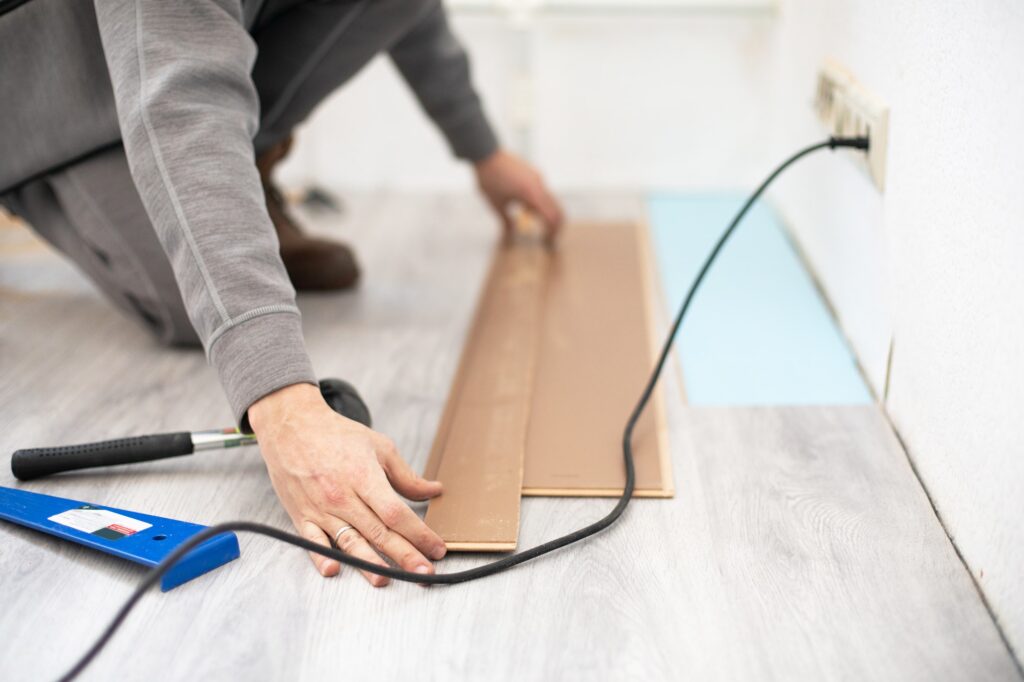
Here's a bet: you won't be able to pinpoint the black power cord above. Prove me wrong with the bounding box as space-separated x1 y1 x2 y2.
57 136 868 682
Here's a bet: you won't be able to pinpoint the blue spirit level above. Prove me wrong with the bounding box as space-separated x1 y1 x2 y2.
0 486 240 591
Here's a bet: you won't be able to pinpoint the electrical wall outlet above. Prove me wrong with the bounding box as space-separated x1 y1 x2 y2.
814 59 889 191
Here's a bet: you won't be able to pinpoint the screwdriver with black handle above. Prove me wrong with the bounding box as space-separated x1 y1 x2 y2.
10 378 371 481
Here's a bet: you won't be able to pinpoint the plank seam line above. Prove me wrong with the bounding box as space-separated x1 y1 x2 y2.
884 411 1024 677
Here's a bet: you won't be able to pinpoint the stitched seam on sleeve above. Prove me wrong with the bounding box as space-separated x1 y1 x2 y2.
134 2 231 324
206 304 301 353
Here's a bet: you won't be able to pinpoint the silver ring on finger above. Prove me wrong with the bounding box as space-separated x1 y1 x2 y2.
333 524 357 547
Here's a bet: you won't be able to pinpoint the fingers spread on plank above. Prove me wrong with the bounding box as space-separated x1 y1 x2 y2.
299 520 340 578
346 490 442 570
324 516 391 587
362 469 446 561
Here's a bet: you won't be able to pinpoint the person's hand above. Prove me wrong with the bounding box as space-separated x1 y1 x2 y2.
248 383 446 586
475 149 565 242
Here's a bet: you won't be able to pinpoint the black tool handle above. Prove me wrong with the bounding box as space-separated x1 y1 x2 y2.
11 432 194 481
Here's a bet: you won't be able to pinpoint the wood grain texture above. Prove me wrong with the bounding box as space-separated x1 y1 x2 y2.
0 193 1019 682
522 221 671 497
427 220 672 513
423 244 548 551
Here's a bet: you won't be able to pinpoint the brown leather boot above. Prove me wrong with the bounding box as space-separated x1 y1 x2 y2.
257 136 360 291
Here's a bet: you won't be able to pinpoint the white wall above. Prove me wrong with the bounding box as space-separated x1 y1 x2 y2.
279 14 516 191
280 0 1024 656
279 7 779 192
767 0 1024 656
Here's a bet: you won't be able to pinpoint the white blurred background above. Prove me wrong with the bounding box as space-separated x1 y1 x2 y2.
278 0 778 192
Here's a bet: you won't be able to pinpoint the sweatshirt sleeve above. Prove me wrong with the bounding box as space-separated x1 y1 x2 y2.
389 0 500 163
92 0 317 428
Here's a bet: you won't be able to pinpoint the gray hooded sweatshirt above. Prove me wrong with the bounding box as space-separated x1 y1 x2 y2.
0 0 497 426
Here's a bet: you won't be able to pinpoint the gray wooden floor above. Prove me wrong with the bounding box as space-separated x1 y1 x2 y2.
0 194 1019 681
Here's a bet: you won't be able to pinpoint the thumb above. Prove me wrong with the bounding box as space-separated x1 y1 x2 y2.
489 198 515 241
383 453 443 501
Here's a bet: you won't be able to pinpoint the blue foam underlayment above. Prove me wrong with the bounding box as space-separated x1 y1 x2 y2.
648 194 871 405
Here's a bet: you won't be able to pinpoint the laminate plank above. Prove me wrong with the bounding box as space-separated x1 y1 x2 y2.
423 244 548 551
426 220 672 519
522 221 672 497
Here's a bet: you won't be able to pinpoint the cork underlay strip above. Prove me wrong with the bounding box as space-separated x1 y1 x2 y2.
425 223 673 552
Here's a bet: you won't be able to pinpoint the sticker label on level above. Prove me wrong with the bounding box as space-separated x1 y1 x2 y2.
48 505 152 541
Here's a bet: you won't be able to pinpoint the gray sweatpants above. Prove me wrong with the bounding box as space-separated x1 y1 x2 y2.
2 0 473 346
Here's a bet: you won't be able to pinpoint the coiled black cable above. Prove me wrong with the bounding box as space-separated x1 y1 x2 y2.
58 136 869 682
